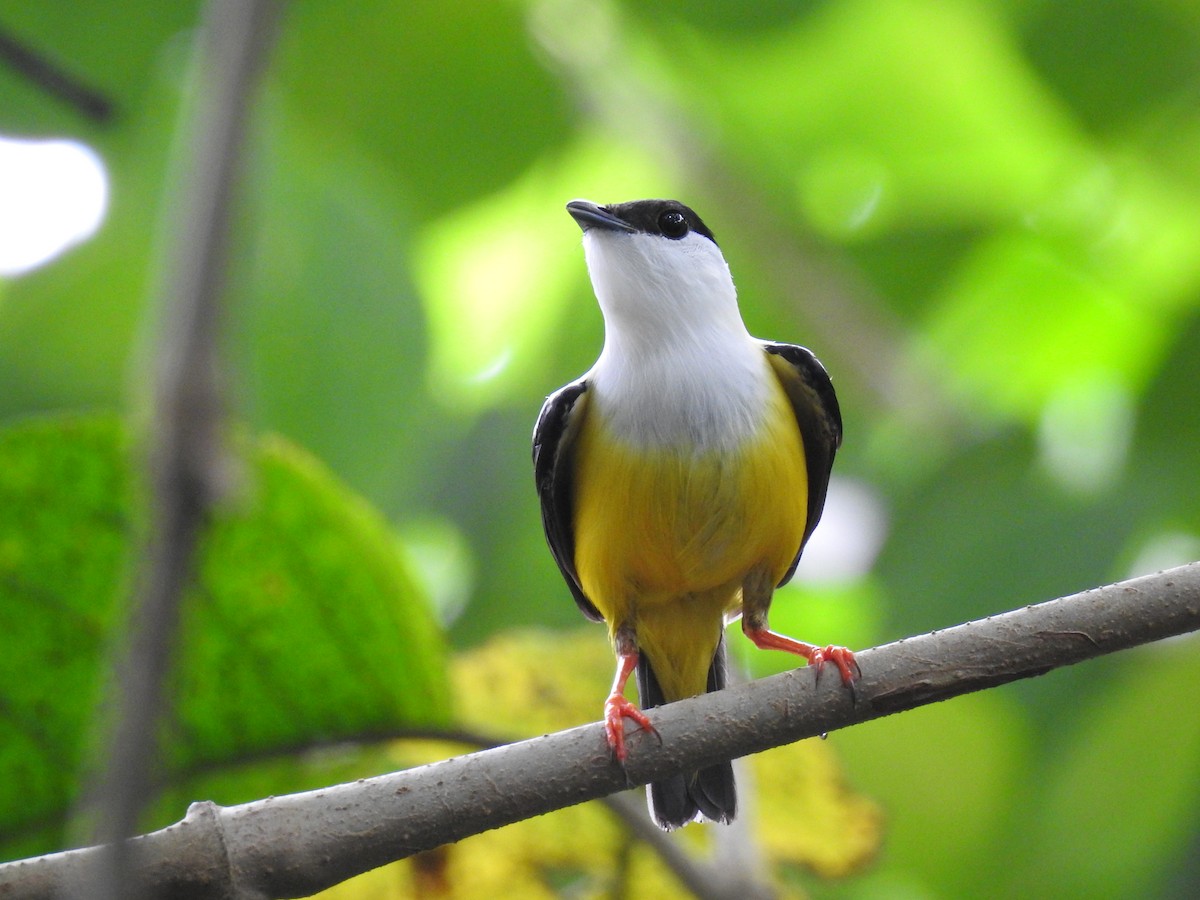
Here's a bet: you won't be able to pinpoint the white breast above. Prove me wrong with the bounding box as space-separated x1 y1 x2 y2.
588 332 773 453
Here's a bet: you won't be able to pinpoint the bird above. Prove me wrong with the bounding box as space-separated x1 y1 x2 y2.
532 198 855 830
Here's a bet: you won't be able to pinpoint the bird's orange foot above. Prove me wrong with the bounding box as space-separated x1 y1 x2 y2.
744 626 860 686
603 692 657 762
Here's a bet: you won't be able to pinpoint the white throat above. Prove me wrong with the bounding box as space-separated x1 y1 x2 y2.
581 229 772 452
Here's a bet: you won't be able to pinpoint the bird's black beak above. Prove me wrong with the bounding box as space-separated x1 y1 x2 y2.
566 200 636 234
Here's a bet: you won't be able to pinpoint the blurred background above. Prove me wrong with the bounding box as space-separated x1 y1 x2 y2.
1 0 1199 897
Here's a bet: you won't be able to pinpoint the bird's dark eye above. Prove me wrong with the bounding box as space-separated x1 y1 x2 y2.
657 209 689 239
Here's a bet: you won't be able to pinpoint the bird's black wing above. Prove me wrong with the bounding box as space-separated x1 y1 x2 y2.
532 379 602 621
763 342 843 587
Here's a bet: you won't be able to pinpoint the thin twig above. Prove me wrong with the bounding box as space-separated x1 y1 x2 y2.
0 26 115 123
4 563 1197 899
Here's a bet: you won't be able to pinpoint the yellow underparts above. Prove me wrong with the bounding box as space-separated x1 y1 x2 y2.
572 379 808 704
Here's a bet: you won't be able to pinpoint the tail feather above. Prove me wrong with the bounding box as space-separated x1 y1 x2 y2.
636 633 737 829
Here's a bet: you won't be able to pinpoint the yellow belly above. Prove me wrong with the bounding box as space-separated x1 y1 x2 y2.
572 378 808 701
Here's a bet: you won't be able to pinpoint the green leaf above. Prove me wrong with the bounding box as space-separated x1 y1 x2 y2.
0 415 450 858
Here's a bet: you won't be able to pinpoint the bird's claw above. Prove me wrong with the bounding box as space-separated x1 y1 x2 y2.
809 644 860 686
604 693 658 761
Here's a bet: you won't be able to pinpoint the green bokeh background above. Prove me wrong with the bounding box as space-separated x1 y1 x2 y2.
1 0 1199 897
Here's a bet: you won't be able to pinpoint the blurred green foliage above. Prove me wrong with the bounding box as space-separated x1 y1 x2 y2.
0 417 449 860
1 0 1199 896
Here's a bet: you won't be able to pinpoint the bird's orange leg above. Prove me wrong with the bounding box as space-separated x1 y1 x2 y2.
604 629 657 761
740 567 859 687
742 620 860 686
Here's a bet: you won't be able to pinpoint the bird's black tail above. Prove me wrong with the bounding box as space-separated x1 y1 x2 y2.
636 633 737 829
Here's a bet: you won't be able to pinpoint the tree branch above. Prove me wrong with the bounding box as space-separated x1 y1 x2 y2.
85 2 280 898
2 563 1197 898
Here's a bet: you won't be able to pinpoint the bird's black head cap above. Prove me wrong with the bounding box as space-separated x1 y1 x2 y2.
566 199 718 245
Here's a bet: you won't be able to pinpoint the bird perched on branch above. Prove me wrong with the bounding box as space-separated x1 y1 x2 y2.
533 198 855 830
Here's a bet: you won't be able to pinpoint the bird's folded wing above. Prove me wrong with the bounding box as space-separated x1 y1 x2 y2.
533 378 602 620
762 342 843 587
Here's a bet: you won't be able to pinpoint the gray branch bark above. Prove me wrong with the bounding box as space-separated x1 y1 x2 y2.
3 563 1197 899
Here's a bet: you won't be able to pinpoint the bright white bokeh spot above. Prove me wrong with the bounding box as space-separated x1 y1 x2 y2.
1037 372 1133 494
0 136 109 277
792 476 889 585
